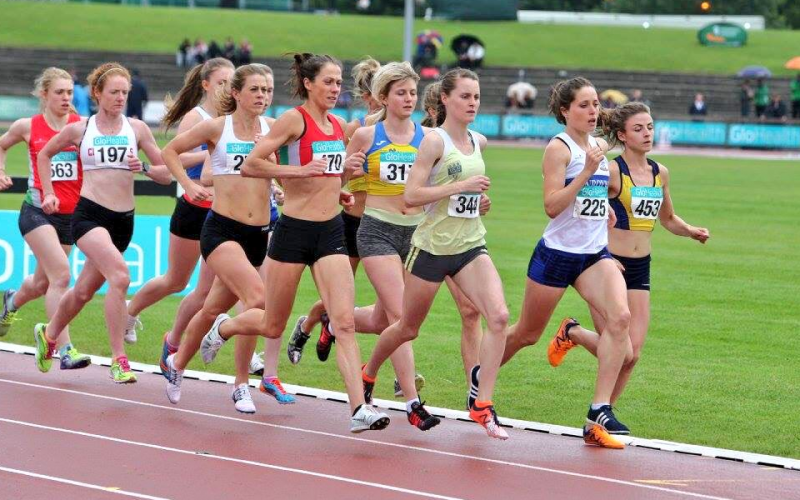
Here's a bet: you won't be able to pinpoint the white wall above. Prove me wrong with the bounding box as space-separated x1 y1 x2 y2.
517 11 765 30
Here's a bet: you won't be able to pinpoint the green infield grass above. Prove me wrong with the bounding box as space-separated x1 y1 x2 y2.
1 1 800 75
0 145 798 458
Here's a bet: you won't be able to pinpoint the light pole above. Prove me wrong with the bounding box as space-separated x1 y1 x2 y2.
403 0 414 63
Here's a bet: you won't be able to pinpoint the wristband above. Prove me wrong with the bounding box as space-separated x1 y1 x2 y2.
141 162 151 174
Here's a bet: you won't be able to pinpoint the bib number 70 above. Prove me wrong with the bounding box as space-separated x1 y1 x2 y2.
322 153 344 175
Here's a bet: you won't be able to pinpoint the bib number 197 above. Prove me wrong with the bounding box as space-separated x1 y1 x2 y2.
448 193 480 218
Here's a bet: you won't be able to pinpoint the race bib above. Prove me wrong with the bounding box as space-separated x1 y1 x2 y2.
312 140 346 175
573 185 608 220
226 142 254 174
94 136 131 168
448 193 480 218
50 151 78 181
630 186 663 220
379 151 415 185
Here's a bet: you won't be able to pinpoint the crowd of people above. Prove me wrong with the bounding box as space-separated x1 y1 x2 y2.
177 37 252 68
0 55 710 449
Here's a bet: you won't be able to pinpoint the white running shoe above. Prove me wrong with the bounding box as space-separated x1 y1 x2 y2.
124 300 141 344
249 352 264 376
350 404 390 434
200 313 229 364
165 354 183 404
232 383 256 414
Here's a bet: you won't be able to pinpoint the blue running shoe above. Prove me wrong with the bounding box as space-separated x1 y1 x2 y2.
160 333 178 380
260 377 296 404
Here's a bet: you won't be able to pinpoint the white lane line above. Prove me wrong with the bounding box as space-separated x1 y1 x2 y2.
0 378 732 500
0 418 462 500
0 465 170 500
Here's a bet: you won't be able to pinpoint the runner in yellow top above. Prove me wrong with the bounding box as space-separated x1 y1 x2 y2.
547 102 710 425
362 69 510 440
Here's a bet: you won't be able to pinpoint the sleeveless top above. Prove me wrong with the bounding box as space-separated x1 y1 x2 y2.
278 106 346 176
541 133 610 254
610 156 663 232
79 115 137 172
209 115 269 176
27 113 83 214
346 116 368 193
183 106 213 209
411 128 486 256
363 121 425 197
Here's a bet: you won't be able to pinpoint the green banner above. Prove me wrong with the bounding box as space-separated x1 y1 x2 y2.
697 22 747 47
0 96 40 121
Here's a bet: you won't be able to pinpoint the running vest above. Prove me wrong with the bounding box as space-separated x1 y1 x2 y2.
364 121 425 197
346 116 368 193
411 128 486 255
80 115 138 172
610 156 663 232
542 133 610 254
279 107 346 176
26 113 83 214
209 114 269 176
184 106 213 209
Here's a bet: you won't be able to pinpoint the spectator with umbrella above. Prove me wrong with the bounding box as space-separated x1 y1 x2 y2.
754 79 770 118
451 34 484 70
790 73 800 119
413 29 442 70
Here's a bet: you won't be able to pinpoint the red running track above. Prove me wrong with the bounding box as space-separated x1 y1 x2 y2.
0 351 797 500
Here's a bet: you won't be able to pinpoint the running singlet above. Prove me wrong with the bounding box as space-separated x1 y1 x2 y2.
209 115 269 176
346 116 368 193
541 132 610 254
26 113 83 214
610 155 663 232
80 115 138 172
411 128 486 256
279 106 346 176
363 121 425 196
184 106 213 208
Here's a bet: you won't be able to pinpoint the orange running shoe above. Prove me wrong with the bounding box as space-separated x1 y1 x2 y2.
469 400 509 440
547 317 579 367
583 424 625 449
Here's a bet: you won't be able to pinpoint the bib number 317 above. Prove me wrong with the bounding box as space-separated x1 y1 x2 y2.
448 193 480 218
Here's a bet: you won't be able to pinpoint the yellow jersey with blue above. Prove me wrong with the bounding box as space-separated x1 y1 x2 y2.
363 121 425 196
610 156 663 232
346 117 368 193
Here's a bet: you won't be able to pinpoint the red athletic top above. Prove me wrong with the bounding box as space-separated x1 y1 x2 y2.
279 106 346 176
28 114 83 214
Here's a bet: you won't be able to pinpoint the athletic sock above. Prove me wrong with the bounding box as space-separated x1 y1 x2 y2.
406 398 420 413
352 404 363 416
591 403 610 411
58 344 72 357
7 292 18 312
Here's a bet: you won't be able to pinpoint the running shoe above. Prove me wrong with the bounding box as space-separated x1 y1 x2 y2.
59 345 91 370
316 313 335 362
586 405 630 435
232 383 256 414
164 354 183 404
123 300 141 344
350 404 390 433
33 323 55 373
287 315 310 365
110 356 137 384
467 365 480 410
407 401 440 431
159 332 178 380
583 424 624 449
260 377 296 404
547 317 580 367
0 289 19 337
200 313 229 364
362 364 376 404
249 352 264 376
469 401 509 440
393 373 426 398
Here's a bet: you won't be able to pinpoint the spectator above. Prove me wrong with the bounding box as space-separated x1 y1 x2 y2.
413 40 437 70
69 68 91 117
465 42 485 69
790 73 800 120
193 37 208 65
126 69 148 121
754 79 769 118
177 38 191 67
506 81 537 110
207 40 223 59
765 94 787 122
601 96 617 110
630 88 651 108
688 93 707 119
739 80 754 118
223 36 237 63
237 38 252 65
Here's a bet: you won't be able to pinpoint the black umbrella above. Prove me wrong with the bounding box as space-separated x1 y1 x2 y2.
451 34 484 55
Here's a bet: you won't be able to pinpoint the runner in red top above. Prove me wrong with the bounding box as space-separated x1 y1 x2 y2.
0 67 91 369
